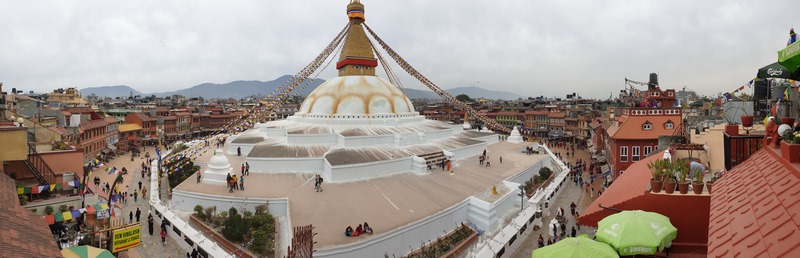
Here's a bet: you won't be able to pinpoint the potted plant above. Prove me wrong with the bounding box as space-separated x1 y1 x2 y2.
647 159 665 193
706 171 721 194
780 117 796 126
662 159 676 194
780 128 800 163
722 106 747 136
691 167 705 194
675 161 690 194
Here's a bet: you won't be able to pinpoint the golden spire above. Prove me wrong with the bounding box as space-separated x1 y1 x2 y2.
337 0 378 76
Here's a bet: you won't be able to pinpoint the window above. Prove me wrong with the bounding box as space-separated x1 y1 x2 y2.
643 122 652 130
620 146 629 162
644 146 652 156
665 121 674 129
632 146 640 161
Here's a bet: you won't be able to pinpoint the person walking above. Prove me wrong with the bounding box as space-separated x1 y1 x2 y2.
197 171 202 183
138 181 142 191
134 190 138 203
245 162 250 176
129 211 133 224
142 187 147 199
135 208 141 222
499 156 502 164
317 175 323 192
148 214 154 235
239 175 244 191
237 147 241 156
160 229 167 246
241 163 245 175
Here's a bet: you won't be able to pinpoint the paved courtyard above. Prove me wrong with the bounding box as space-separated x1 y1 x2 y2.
176 140 548 248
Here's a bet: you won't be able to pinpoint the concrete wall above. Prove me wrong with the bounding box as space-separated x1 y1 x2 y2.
314 200 471 258
171 190 289 218
448 142 487 161
227 143 255 156
325 157 414 182
339 135 394 147
245 157 325 173
0 127 28 162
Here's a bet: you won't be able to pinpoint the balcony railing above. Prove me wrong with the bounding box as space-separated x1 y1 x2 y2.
723 133 765 170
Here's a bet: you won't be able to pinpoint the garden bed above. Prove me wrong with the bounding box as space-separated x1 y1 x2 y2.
403 223 476 258
192 204 276 257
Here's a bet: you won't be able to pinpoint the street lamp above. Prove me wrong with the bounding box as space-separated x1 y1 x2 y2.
517 185 526 211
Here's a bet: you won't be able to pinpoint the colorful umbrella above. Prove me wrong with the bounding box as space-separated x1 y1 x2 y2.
531 234 619 258
595 210 678 256
61 245 115 258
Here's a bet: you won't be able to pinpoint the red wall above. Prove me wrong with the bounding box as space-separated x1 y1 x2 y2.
612 139 658 177
583 193 710 254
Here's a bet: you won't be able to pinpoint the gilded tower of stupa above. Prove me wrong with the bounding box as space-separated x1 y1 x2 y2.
337 0 377 76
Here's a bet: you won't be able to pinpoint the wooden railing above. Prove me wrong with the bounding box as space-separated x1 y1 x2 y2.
723 133 765 170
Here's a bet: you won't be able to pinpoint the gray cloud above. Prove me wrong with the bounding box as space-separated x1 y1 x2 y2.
0 0 797 99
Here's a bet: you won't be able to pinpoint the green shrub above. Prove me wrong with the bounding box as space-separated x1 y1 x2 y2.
194 205 205 220
222 208 249 242
538 167 552 180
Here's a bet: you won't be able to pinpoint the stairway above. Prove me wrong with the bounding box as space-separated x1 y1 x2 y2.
25 145 56 187
419 151 447 169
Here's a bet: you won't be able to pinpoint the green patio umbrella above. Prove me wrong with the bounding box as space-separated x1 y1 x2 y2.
61 245 115 258
531 234 619 258
595 210 677 256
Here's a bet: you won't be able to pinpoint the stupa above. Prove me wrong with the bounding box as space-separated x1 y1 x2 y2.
226 0 498 182
201 149 233 185
507 126 523 143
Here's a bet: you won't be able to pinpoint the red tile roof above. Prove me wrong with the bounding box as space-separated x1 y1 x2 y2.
607 115 680 140
707 147 800 257
0 173 62 257
525 110 549 115
589 121 602 129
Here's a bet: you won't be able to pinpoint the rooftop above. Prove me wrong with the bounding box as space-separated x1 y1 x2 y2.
707 146 800 257
0 173 62 257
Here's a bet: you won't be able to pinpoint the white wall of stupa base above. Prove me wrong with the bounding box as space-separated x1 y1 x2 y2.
220 120 497 183
507 126 523 144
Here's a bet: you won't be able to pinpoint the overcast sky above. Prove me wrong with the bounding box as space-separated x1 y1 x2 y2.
0 0 797 99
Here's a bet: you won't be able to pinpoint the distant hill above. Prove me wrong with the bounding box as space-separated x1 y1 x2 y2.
156 75 325 99
78 76 522 100
447 86 523 100
79 85 142 98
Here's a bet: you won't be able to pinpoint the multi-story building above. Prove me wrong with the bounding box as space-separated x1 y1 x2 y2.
125 113 158 144
493 111 523 129
45 87 86 107
524 110 549 138
602 88 680 177
548 112 566 139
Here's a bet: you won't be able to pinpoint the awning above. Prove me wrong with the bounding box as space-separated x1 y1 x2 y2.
101 149 112 154
779 41 800 72
756 61 800 79
107 144 117 151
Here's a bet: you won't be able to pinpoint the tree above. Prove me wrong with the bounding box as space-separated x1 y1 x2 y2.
456 94 472 102
222 208 249 242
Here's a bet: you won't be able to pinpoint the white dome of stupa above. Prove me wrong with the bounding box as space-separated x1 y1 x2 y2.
297 76 415 117
208 149 231 170
203 149 233 185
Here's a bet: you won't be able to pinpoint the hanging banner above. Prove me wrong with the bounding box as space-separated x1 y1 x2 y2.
112 224 141 252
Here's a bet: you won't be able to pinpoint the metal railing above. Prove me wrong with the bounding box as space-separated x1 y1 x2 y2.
27 144 57 185
723 133 765 170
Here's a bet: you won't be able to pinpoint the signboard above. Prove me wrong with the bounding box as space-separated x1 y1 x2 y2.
112 224 141 252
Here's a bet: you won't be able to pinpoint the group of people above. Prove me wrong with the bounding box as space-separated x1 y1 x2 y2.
344 222 374 237
227 173 243 193
314 174 324 192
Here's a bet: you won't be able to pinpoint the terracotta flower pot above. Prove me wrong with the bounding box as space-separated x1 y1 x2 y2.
692 182 704 194
664 180 676 194
650 179 663 193
780 117 796 126
741 116 754 127
724 124 739 136
781 141 800 163
706 182 715 194
677 182 690 194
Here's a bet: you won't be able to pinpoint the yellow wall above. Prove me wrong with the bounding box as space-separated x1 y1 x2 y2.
0 127 29 161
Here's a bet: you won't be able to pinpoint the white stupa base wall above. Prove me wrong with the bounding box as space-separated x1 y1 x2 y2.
228 143 255 156
202 167 232 185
